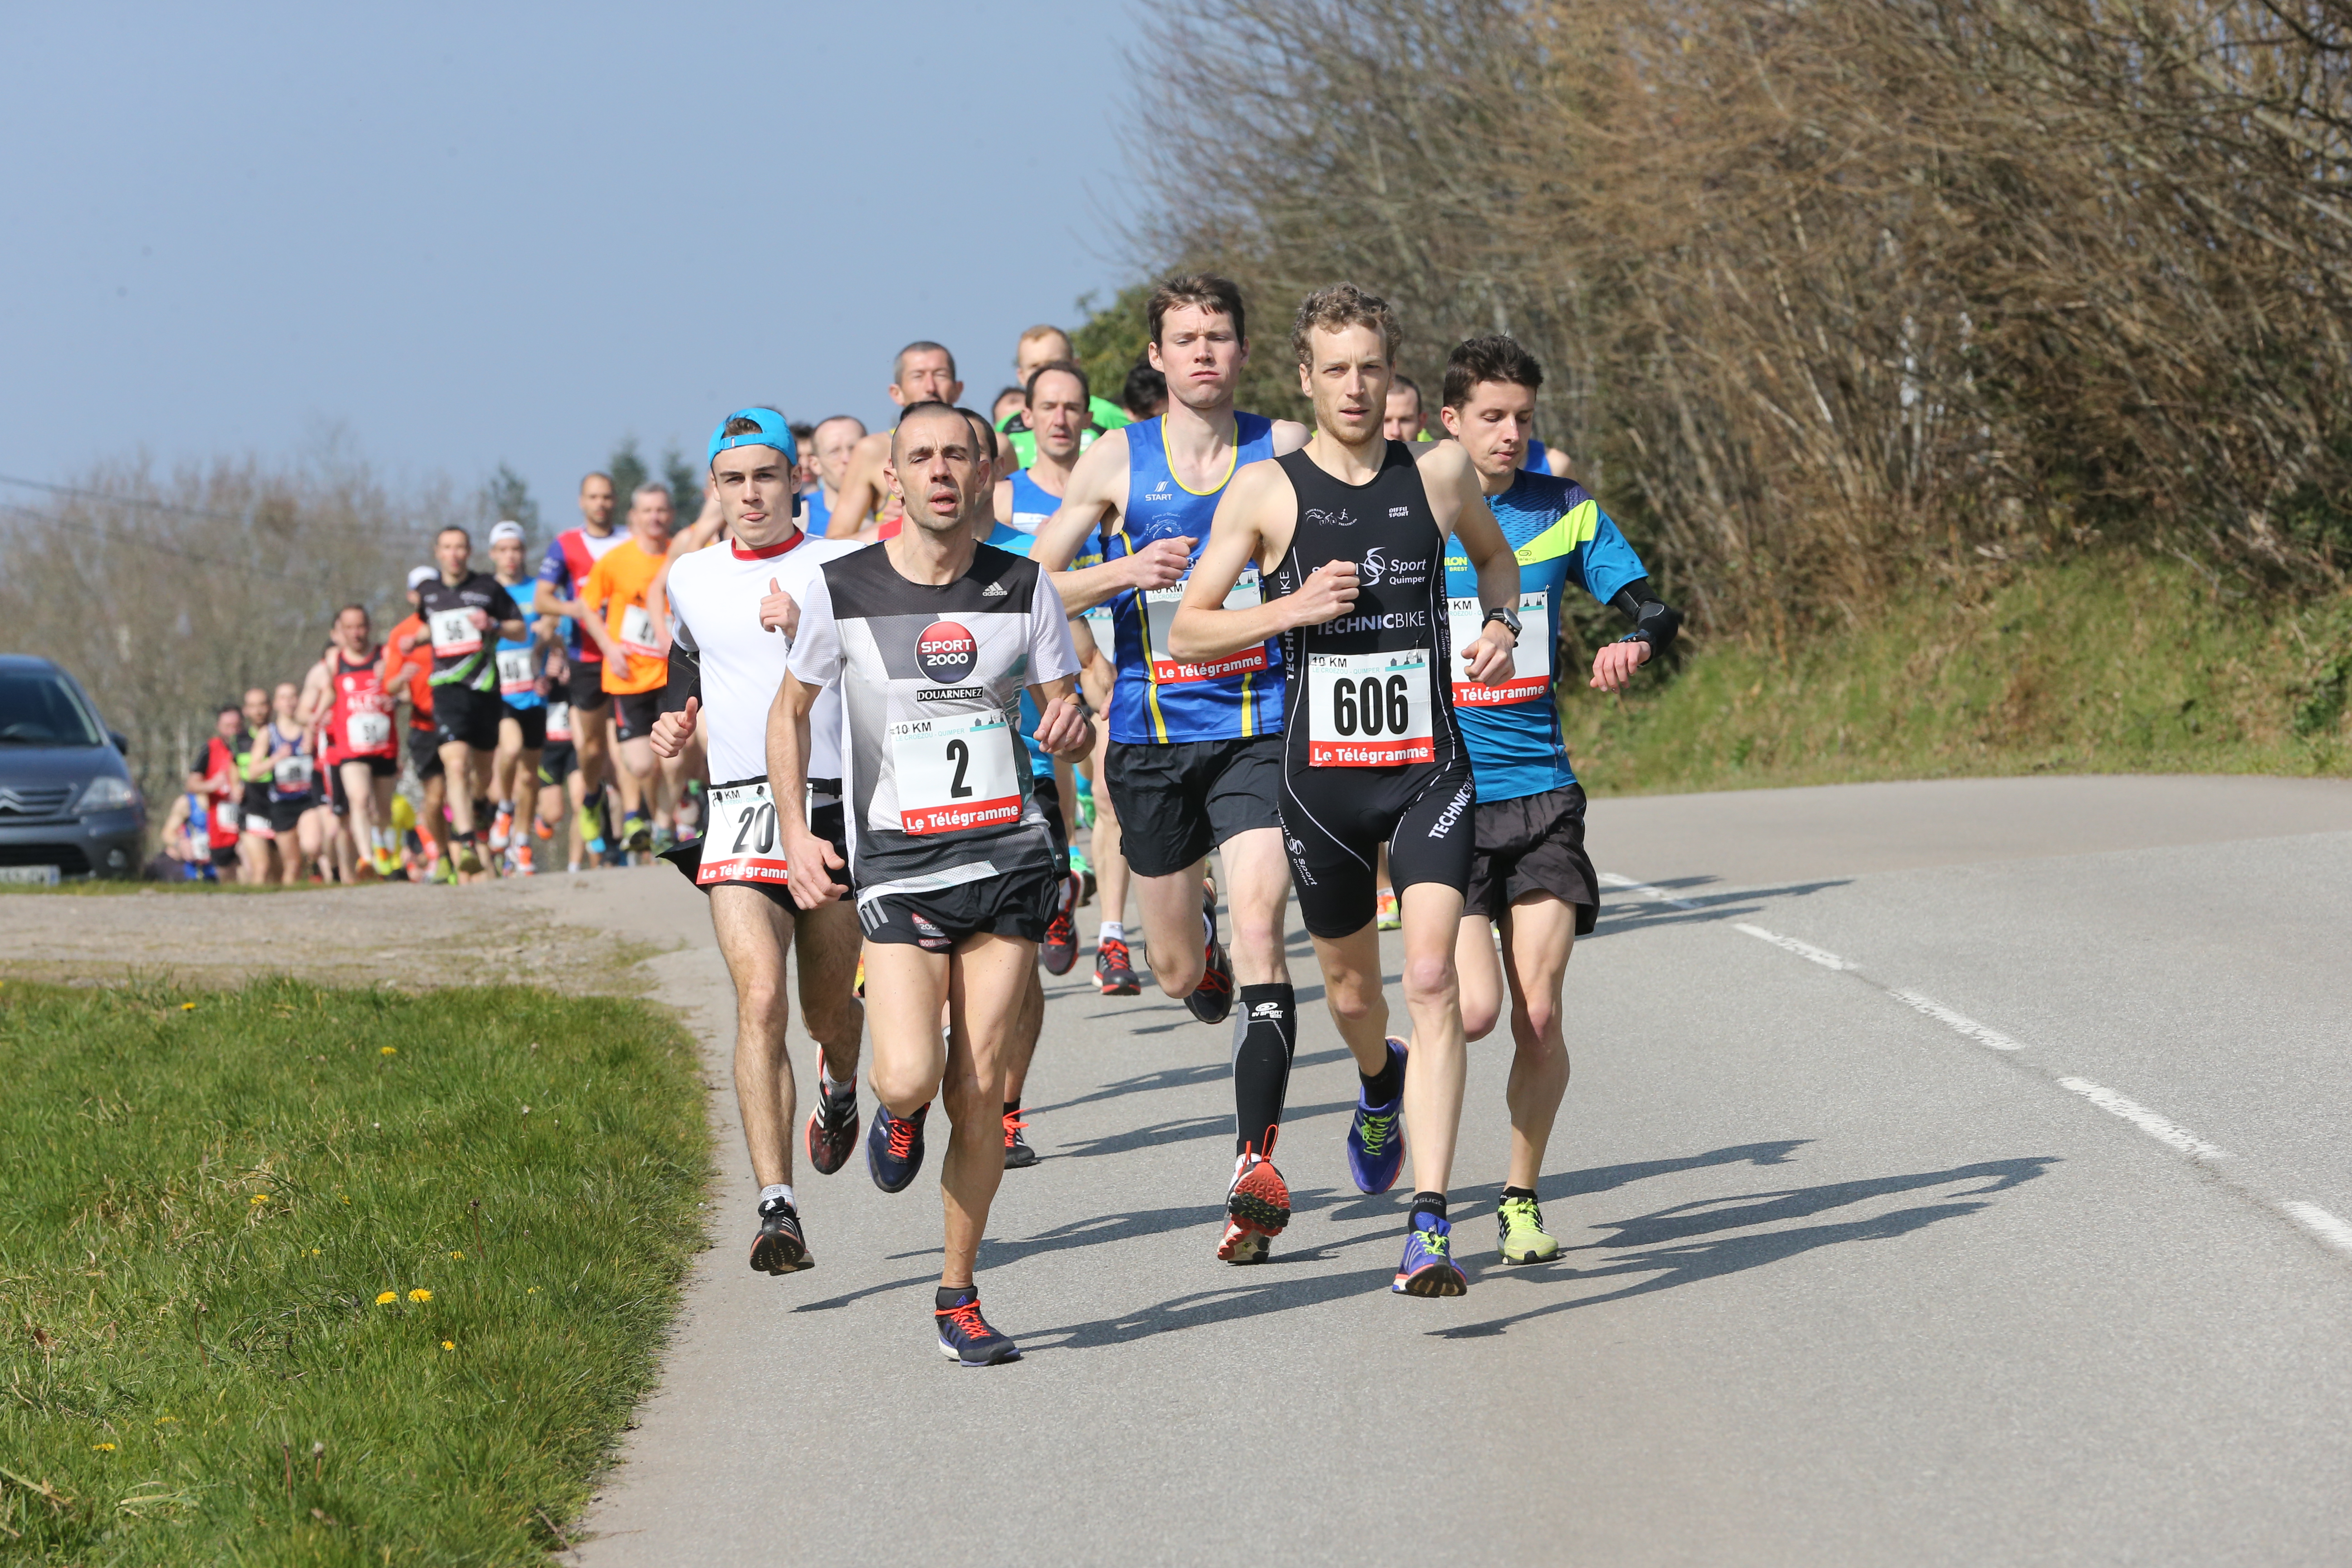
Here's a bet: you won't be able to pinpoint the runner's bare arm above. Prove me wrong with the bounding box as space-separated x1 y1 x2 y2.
1269 419 1312 456
765 670 843 908
828 432 892 539
295 659 333 729
1168 461 1348 661
1421 442 1519 685
992 475 1015 529
1030 430 1185 611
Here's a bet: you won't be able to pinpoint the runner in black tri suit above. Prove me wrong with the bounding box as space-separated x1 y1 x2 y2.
769 401 1093 1367
1171 283 1525 1299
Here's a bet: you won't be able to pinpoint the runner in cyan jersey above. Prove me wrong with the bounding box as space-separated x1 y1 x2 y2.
486 520 552 872
397 527 527 877
1030 274 1313 1264
1171 283 1525 1295
1436 334 1680 1264
649 408 867 1275
802 415 866 539
769 400 1092 1367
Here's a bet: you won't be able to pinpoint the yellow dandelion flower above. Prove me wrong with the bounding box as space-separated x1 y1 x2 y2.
153 1416 177 1425
379 1046 397 1056
526 1287 538 1294
179 1002 196 1011
408 1288 431 1303
375 1291 397 1305
441 1340 455 1351
250 1193 269 1205
309 1248 321 1256
93 1442 116 1451
450 1250 463 1260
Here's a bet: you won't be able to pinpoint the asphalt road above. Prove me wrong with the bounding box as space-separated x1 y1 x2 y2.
541 774 2352 1567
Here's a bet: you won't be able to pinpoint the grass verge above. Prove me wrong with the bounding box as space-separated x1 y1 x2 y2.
0 977 710 1563
1563 556 2352 794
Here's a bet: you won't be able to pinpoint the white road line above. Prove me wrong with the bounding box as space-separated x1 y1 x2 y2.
1731 923 1854 971
1597 871 1700 910
1886 989 2025 1051
2282 1202 2352 1255
2053 1076 2230 1160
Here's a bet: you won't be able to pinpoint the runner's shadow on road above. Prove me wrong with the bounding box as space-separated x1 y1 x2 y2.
1020 1264 1401 1353
1314 1141 1812 1225
1583 878 1851 940
1051 1101 1360 1160
1431 1155 2058 1339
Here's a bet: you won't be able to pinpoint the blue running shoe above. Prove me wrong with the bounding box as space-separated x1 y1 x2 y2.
935 1292 1021 1367
1392 1211 1468 1297
1345 1038 1408 1194
867 1101 929 1194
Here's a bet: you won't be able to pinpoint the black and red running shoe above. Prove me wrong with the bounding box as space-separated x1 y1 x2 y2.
1185 882 1234 1025
749 1196 812 1275
805 1078 860 1176
1041 872 1080 976
1002 1107 1038 1169
1093 936 1141 995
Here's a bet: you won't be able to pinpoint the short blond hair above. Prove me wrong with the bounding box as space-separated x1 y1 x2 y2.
1291 283 1401 369
1016 323 1071 360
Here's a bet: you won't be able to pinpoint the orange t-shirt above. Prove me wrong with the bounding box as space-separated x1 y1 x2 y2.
579 538 669 696
381 613 435 722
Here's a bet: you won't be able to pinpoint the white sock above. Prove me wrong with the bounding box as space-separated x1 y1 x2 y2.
819 1065 853 1097
1098 921 1124 946
758 1183 794 1210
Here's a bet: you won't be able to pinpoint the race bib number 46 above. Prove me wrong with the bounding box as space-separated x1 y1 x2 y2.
698 781 788 885
1307 650 1435 766
495 646 538 696
1446 592 1550 706
428 607 481 657
889 710 1023 836
1142 572 1272 685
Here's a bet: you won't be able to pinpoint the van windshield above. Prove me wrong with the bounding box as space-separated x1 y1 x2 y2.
0 669 105 747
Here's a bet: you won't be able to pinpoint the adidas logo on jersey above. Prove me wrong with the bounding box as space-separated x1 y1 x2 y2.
982 580 1008 597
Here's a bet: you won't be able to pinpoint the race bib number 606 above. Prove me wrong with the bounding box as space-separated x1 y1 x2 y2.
1307 650 1435 766
889 710 1023 836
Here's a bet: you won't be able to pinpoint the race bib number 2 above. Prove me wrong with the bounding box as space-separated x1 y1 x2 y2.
1447 592 1550 706
1307 651 1435 766
698 782 788 886
889 710 1023 836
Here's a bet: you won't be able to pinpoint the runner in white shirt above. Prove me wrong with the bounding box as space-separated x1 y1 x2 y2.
649 408 867 1276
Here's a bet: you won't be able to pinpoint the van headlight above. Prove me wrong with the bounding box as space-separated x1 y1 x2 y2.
78 777 138 813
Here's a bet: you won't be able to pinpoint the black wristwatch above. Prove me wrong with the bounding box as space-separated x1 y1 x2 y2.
1481 604 1522 642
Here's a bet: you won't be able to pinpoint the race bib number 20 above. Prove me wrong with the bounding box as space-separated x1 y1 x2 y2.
1307 651 1435 767
889 710 1023 836
699 782 788 886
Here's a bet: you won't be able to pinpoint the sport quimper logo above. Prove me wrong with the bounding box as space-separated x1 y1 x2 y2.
916 620 978 685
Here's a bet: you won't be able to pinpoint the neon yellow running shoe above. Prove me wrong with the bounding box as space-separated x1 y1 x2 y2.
1496 1194 1559 1264
1375 887 1401 931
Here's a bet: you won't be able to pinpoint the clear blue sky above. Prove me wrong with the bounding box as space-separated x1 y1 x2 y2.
0 3 1142 527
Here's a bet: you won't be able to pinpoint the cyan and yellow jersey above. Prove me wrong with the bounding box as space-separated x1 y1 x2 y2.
1442 472 1648 803
1100 412 1284 745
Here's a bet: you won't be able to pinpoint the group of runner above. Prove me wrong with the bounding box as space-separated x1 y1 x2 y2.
629 276 1678 1368
166 278 1681 1369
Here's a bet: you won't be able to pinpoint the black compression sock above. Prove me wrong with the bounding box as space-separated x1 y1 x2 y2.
1002 1099 1020 1117
1409 1191 1448 1224
935 1285 976 1311
1361 1044 1406 1107
1231 984 1296 1156
1501 1185 1538 1201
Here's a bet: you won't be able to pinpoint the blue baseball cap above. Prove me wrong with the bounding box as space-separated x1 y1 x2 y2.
706 407 799 469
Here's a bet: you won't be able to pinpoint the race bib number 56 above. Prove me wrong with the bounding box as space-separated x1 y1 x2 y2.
889 710 1023 835
1307 651 1434 766
698 781 788 886
428 607 481 657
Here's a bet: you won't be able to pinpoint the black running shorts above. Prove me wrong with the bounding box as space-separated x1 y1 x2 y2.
612 690 664 743
501 703 548 750
1032 771 1070 877
266 796 309 836
432 682 502 752
239 783 274 839
1464 784 1598 935
660 802 851 912
567 663 613 712
1280 753 1475 940
1102 734 1281 877
859 862 1058 951
536 742 577 786
407 724 444 780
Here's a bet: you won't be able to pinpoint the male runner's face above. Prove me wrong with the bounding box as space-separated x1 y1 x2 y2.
1028 368 1089 464
579 475 616 530
1300 323 1393 444
272 682 300 722
627 491 674 547
887 410 988 537
217 708 243 741
1148 304 1245 412
811 419 862 490
710 447 795 541
243 689 270 730
435 530 471 578
1441 379 1537 481
333 608 369 654
1016 332 1071 387
892 348 961 409
991 389 1025 429
1382 386 1424 441
490 537 525 581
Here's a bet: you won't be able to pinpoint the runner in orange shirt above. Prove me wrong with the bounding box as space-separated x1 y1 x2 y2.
575 484 677 855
